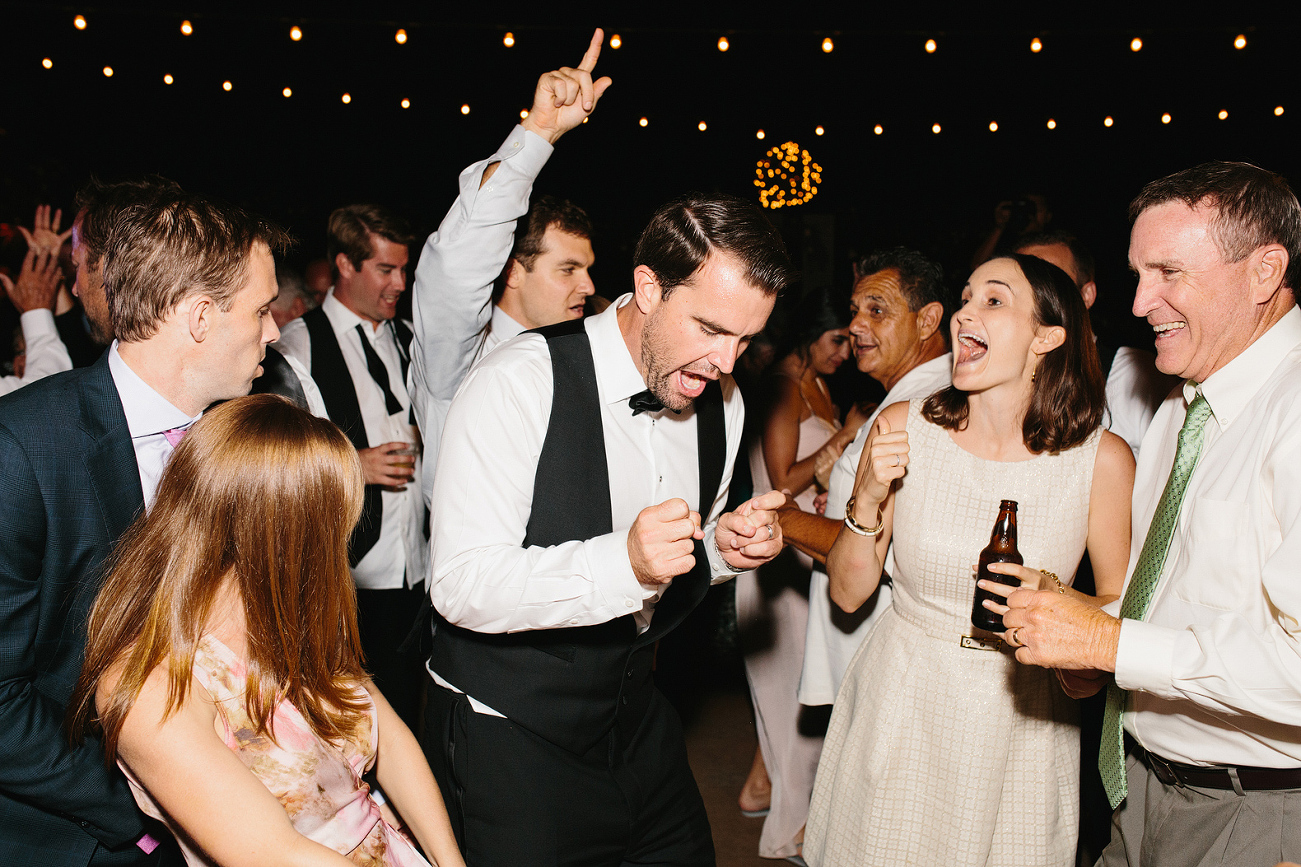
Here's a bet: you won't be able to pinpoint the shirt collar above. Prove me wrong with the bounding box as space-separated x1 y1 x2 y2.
885 352 953 400
107 341 200 438
490 304 528 342
322 288 380 339
1194 305 1301 428
589 293 651 405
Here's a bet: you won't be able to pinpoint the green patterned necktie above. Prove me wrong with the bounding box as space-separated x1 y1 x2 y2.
1099 391 1212 808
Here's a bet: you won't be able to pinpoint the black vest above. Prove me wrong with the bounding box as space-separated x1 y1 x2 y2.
427 319 727 755
302 307 414 566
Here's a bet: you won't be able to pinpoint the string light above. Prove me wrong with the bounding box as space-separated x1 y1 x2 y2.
1130 37 1142 52
180 20 193 35
932 123 941 133
639 116 649 127
1104 115 1114 127
395 29 407 45
873 124 884 135
163 73 173 84
503 32 515 47
401 98 410 109
1218 109 1228 120
1276 106 1286 116
815 125 825 135
925 38 937 53
1046 118 1057 129
989 121 998 132
610 34 622 49
698 121 707 131
520 109 529 119
41 58 52 69
1234 34 1247 49
102 66 113 77
222 80 233 91
282 87 292 97
289 25 303 42
73 15 87 30
718 36 729 52
1030 37 1042 53
755 141 821 209
461 104 470 115
756 129 765 140
341 93 351 104
822 37 834 53
1161 112 1172 124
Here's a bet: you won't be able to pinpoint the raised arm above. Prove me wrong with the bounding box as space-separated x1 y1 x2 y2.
1 248 72 395
409 29 611 504
826 403 909 611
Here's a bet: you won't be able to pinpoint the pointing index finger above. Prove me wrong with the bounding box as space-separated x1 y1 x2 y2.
577 27 604 73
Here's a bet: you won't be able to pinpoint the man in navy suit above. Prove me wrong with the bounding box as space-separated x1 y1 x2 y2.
0 183 288 864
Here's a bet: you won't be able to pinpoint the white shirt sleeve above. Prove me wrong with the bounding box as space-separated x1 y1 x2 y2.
0 310 72 396
428 338 646 634
409 126 555 506
1105 346 1181 463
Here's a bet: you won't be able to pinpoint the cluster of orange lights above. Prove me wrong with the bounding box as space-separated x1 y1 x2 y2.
754 141 821 209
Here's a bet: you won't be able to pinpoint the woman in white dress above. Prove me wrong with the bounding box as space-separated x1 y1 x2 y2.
805 255 1135 866
737 288 869 861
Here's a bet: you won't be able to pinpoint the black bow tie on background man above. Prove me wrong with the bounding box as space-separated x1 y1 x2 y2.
628 389 679 416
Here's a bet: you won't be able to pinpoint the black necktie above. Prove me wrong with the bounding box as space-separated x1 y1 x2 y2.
628 389 666 416
355 323 403 416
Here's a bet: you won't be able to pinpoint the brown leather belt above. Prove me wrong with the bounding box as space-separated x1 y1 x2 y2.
1135 745 1301 791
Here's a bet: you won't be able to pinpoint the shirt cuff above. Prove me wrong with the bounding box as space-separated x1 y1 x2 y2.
485 125 555 181
19 308 57 337
583 530 644 614
1114 617 1178 696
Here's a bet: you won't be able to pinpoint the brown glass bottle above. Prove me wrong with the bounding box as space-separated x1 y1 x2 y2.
970 500 1023 631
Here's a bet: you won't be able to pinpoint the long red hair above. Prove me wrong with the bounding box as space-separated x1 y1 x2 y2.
70 394 369 757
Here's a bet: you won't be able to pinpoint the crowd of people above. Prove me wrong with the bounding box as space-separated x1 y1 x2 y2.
4 26 1301 867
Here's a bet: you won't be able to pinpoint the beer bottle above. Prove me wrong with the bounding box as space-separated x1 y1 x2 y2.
970 499 1023 632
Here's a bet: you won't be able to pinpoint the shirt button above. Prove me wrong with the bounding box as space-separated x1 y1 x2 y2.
568 618 579 626
625 599 636 608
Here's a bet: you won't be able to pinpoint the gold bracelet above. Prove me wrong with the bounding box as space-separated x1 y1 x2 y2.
1040 569 1064 594
843 495 885 537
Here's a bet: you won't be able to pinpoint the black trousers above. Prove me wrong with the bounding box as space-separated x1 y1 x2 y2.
421 681 714 867
355 581 426 731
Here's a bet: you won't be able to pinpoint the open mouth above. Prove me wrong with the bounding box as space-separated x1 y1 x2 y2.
956 330 988 364
1152 321 1186 338
678 369 713 398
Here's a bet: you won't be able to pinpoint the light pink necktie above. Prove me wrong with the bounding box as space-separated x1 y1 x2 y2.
162 427 188 448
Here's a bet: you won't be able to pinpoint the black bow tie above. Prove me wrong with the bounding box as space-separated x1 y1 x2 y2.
629 389 667 416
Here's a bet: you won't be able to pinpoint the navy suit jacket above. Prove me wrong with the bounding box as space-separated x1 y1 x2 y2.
0 354 157 865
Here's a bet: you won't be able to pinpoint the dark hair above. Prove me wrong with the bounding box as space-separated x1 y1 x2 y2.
634 193 796 298
327 204 415 279
1129 161 1301 299
786 284 850 363
102 191 293 343
491 195 594 302
74 177 185 272
71 395 368 756
923 254 1103 454
1016 230 1096 286
854 247 946 314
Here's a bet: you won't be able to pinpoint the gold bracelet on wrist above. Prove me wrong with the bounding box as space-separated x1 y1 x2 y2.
843 495 885 537
1040 569 1065 594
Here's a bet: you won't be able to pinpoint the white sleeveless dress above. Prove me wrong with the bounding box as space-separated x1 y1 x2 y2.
805 400 1100 867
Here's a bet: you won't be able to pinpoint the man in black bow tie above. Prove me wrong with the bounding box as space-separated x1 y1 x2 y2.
423 189 795 866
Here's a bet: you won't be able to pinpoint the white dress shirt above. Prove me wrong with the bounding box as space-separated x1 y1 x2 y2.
1115 305 1301 768
107 343 201 509
0 310 72 397
1104 345 1181 463
409 125 554 506
276 291 427 591
429 292 743 638
799 353 953 705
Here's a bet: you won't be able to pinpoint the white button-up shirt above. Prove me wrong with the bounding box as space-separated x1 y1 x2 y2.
1116 305 1301 768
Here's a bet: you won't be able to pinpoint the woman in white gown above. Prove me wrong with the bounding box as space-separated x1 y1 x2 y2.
737 288 868 861
805 255 1135 867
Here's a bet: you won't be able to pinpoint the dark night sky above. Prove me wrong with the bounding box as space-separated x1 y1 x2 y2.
2 2 1298 350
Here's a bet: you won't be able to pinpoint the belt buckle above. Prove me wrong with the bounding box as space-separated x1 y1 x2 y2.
1146 750 1180 786
960 635 1002 652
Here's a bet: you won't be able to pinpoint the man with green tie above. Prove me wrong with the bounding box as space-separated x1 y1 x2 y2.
993 161 1301 866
